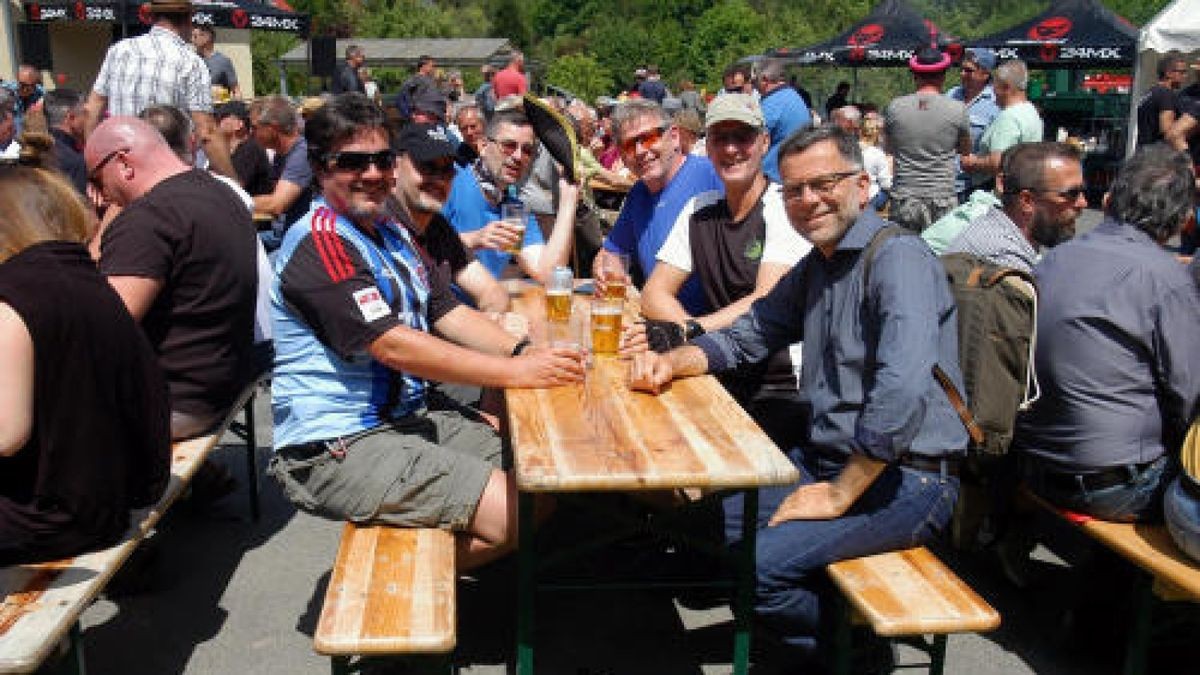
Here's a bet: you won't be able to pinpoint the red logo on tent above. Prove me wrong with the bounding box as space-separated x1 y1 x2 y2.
138 3 152 24
28 4 40 20
74 1 85 19
849 24 885 47
849 46 867 62
1040 43 1060 62
945 43 964 61
1030 16 1072 41
232 9 249 28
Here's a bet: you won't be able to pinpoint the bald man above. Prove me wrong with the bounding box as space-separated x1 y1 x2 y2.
86 117 257 444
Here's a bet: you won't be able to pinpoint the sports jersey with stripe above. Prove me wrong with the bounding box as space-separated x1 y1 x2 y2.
270 199 461 449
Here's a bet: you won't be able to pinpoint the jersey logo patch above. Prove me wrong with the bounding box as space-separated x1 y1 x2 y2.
744 239 764 261
353 287 391 322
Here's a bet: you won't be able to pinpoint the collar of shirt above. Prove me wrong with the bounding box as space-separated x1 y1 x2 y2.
1094 216 1161 247
148 25 188 48
832 208 890 256
469 156 504 206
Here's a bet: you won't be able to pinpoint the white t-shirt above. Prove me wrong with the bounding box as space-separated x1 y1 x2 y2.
211 172 274 343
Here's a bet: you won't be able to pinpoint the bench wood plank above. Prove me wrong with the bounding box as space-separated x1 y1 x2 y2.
315 525 456 655
828 547 1001 637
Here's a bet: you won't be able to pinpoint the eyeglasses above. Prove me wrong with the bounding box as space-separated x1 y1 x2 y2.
1037 185 1087 201
490 138 538 157
325 150 396 172
960 66 980 75
708 126 761 148
88 148 128 186
618 125 669 155
781 171 860 202
415 158 457 179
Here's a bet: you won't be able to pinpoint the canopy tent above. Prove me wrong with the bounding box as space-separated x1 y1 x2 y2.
23 0 309 35
276 37 515 70
969 0 1136 69
766 0 961 67
1126 0 1200 155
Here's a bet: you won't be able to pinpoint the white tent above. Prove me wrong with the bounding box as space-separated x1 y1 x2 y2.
1127 0 1200 155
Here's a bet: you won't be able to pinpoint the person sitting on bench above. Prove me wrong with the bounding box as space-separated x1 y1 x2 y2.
0 135 171 564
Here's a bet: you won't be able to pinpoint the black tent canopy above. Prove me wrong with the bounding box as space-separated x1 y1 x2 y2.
767 0 960 67
23 0 309 35
969 0 1137 68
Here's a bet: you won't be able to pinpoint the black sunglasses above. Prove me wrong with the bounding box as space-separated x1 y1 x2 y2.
415 158 457 178
88 148 128 186
325 150 396 172
1038 185 1087 201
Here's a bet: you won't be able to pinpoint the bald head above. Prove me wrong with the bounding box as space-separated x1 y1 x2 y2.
85 116 190 205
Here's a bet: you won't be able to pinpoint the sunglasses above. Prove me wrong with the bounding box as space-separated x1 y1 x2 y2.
1038 185 1087 201
961 66 980 75
415 158 457 179
708 126 760 148
88 148 128 186
618 125 669 155
490 138 538 157
781 171 860 202
325 150 396 172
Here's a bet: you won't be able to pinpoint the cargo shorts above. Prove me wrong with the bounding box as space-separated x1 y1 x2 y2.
268 406 503 531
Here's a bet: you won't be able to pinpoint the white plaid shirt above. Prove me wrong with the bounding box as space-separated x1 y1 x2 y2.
93 26 212 117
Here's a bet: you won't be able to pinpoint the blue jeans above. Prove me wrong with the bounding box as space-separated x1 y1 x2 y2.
1165 474 1200 563
722 449 959 657
1024 455 1172 523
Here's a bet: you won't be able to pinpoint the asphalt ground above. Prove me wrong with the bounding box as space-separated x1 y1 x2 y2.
65 209 1200 675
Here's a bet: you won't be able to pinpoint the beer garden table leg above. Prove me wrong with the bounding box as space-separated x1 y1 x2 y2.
732 488 759 675
517 491 536 675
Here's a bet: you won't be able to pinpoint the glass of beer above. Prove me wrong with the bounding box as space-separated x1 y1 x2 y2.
500 202 527 255
597 252 630 300
546 266 573 323
590 296 623 355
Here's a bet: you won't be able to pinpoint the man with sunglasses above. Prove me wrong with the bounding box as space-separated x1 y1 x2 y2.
641 94 810 449
960 60 1043 180
443 108 579 284
1 65 43 135
251 95 312 250
947 48 1000 202
269 94 585 570
630 126 965 669
86 116 257 446
390 123 508 313
594 99 721 314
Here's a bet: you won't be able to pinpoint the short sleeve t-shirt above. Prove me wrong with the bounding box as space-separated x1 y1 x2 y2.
204 51 238 90
979 101 1044 156
885 93 970 200
1136 84 1179 148
602 155 722 314
99 169 257 418
442 166 544 279
274 137 314 230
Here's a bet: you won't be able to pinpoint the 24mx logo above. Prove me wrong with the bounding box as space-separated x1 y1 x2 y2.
1030 16 1072 41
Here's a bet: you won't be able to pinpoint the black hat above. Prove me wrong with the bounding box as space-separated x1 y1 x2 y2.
909 45 951 73
215 100 249 124
522 94 578 183
394 123 454 162
411 88 449 121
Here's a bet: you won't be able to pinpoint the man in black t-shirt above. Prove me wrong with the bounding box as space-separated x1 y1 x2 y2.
1136 55 1189 148
641 94 811 448
86 116 257 442
390 123 509 313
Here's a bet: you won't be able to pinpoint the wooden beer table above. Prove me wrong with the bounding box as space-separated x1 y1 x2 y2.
504 281 799 674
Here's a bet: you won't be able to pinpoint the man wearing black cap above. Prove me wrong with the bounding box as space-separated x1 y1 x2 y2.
884 45 972 231
390 123 508 313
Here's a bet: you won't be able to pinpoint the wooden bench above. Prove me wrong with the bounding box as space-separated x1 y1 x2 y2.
827 546 1001 675
315 524 457 675
0 380 264 675
1020 487 1200 675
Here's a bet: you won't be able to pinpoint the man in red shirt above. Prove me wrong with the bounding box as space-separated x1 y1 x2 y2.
492 51 528 99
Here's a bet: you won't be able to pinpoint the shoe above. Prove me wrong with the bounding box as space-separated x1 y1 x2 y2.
995 531 1035 589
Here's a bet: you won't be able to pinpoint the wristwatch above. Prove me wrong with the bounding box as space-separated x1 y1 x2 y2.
511 336 532 357
683 319 705 341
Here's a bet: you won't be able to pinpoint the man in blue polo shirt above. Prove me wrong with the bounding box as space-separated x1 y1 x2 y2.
754 58 812 182
594 99 722 315
443 108 578 285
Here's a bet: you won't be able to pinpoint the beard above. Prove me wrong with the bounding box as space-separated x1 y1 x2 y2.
1030 214 1074 248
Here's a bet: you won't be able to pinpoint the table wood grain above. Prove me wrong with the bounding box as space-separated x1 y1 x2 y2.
505 282 799 493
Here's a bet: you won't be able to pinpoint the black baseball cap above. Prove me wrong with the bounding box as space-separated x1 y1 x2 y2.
394 123 455 162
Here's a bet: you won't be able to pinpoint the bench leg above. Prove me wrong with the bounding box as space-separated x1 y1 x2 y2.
517 491 535 675
832 596 852 675
929 634 948 675
67 622 87 675
732 488 758 675
243 390 261 522
1123 572 1154 675
330 655 350 675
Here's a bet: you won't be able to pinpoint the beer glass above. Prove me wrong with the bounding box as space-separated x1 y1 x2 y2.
596 252 630 300
546 266 573 322
590 296 623 355
500 202 526 255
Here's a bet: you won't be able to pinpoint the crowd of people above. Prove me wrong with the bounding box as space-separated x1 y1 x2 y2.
1 0 1198 670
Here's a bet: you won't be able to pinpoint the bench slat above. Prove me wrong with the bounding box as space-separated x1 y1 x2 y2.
828 547 1000 637
315 525 456 655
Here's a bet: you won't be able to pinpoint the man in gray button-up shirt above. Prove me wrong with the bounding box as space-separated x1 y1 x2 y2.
630 126 966 665
1016 145 1200 522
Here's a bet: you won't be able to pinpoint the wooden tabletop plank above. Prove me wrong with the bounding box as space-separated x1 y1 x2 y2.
506 282 799 492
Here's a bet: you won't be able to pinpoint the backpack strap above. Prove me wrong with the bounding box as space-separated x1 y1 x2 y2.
861 224 987 448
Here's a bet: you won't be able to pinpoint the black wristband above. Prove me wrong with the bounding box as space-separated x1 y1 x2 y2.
511 336 532 357
643 319 685 353
684 319 706 341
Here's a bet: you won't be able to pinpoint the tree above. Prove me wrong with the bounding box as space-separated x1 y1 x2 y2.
545 53 612 103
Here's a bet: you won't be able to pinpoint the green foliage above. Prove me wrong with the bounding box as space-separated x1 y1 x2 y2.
545 53 613 102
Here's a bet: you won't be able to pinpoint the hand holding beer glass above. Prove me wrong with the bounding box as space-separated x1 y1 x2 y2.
595 251 630 301
500 202 527 255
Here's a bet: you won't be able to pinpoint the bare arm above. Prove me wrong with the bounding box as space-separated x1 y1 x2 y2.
519 179 580 283
0 303 34 456
432 304 523 356
1160 109 1180 144
1167 113 1197 152
628 345 710 394
83 91 108 139
191 111 236 180
768 455 888 524
105 276 164 322
642 261 793 333
455 260 510 313
253 179 305 217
